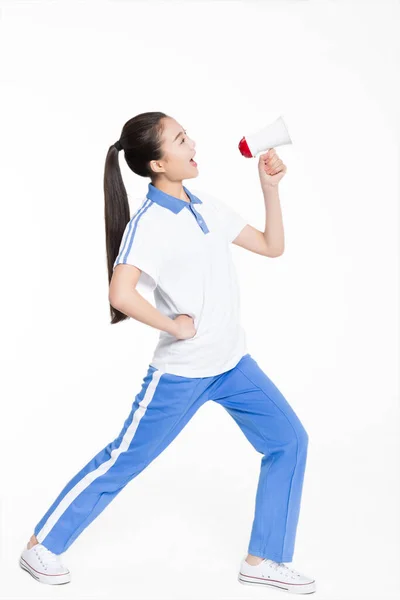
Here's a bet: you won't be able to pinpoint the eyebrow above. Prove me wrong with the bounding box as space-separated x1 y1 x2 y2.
173 129 186 142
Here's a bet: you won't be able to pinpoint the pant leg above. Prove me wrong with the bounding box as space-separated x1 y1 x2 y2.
34 365 211 555
209 353 309 563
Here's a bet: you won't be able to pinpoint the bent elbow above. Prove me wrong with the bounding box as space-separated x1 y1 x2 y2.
265 247 285 258
109 293 124 311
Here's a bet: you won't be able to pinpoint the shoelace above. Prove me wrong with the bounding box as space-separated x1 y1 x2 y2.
35 545 61 565
264 559 301 577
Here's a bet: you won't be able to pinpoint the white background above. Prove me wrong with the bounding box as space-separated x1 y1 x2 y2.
0 1 399 599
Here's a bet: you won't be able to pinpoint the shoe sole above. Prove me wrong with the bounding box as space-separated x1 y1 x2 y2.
19 557 71 585
238 573 316 594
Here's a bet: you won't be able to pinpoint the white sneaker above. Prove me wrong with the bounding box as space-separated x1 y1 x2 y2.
238 555 316 594
19 543 71 585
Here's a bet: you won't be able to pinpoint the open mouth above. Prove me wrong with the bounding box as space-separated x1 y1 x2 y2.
189 157 198 167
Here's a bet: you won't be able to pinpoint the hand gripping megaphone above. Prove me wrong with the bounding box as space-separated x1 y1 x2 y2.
238 115 292 157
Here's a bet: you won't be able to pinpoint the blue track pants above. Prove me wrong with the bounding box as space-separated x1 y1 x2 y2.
34 353 309 562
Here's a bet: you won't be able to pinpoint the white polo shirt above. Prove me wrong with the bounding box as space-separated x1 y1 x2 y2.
113 182 249 377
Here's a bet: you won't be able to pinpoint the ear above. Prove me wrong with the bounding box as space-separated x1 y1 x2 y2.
150 159 161 174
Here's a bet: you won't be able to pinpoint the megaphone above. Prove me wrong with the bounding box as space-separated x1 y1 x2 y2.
238 115 292 158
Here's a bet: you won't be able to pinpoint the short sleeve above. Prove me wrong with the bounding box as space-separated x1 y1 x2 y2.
113 213 162 295
206 193 248 243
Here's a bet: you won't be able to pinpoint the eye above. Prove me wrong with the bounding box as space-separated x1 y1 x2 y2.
180 130 187 144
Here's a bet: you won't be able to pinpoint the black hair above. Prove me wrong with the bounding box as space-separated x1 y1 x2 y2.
104 111 169 324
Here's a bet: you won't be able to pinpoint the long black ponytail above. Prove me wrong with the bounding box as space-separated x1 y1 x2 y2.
104 111 169 324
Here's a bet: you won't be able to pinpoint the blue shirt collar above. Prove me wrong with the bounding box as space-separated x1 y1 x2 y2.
146 182 202 214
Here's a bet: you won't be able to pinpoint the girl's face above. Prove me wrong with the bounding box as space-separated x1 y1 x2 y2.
151 117 198 182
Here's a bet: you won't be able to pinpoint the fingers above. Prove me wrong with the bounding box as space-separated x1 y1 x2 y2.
266 157 284 174
259 149 286 176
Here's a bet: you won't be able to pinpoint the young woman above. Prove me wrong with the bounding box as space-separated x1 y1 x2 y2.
19 112 316 594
